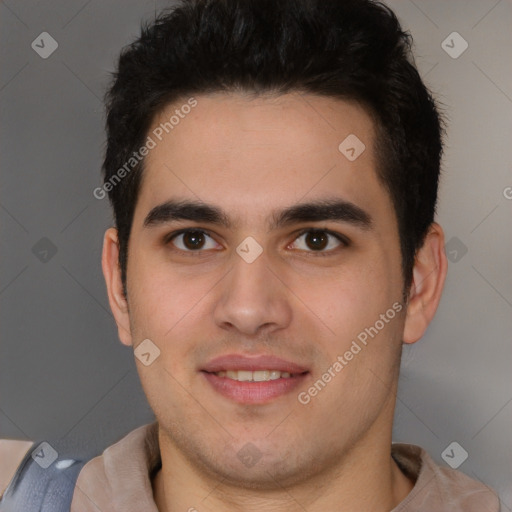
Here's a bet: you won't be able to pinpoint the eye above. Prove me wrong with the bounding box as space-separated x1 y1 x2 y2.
165 228 348 255
167 229 220 252
289 229 347 254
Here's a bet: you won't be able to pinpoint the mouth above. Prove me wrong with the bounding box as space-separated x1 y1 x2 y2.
200 354 310 404
209 369 300 381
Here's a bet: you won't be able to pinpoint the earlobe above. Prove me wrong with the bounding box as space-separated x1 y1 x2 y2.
403 222 448 344
101 227 133 347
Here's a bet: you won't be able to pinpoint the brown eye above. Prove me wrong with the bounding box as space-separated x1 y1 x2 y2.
304 231 329 251
169 230 219 252
182 231 206 250
290 229 346 254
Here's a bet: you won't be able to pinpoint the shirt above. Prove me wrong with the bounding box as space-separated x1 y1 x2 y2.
70 422 500 512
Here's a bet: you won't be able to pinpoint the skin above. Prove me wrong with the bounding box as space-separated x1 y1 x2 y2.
102 92 447 512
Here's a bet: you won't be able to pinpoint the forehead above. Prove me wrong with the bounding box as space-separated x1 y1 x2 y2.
136 92 391 229
147 92 375 162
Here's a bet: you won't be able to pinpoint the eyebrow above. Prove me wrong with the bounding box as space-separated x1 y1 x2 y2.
143 198 373 231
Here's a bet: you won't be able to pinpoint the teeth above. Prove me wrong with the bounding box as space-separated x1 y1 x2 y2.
214 370 294 381
253 370 270 382
238 370 252 382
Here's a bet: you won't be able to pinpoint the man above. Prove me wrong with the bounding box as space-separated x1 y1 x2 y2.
0 0 500 510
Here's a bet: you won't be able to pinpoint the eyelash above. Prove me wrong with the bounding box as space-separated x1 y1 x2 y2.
164 228 349 257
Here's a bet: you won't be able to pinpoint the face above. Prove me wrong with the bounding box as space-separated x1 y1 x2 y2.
115 92 408 488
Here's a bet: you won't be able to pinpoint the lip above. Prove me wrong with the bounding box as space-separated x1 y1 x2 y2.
201 354 309 405
201 354 309 373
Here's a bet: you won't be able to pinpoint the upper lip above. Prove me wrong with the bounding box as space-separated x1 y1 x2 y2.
201 354 309 373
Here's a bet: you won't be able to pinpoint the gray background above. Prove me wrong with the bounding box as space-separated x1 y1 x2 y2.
1 0 511 508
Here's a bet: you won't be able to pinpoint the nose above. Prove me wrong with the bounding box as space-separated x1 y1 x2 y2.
212 248 293 337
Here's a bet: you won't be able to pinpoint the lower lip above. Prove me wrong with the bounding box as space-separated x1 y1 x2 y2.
202 371 308 404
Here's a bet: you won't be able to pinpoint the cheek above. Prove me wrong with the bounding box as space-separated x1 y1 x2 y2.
314 254 404 384
127 246 202 331
126 250 221 371
303 293 404 431
311 258 395 332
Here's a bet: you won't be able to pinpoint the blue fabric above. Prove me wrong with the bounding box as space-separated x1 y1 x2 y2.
0 441 89 512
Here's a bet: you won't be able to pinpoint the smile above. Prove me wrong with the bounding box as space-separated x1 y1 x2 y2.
212 370 297 381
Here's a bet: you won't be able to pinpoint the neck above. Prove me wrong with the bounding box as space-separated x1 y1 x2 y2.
152 413 414 512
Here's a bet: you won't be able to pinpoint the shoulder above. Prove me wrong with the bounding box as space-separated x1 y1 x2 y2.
0 439 34 497
0 438 89 512
392 443 500 512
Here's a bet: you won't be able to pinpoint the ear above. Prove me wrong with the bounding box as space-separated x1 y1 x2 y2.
403 222 448 344
101 227 133 347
